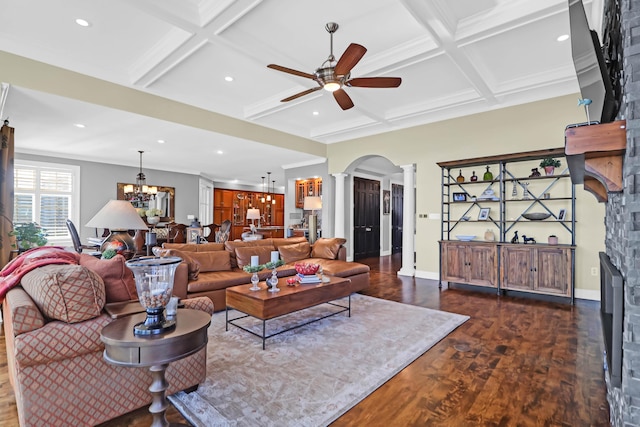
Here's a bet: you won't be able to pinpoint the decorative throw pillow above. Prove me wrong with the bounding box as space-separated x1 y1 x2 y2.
189 251 231 272
234 246 276 269
79 253 137 303
225 240 275 268
21 264 105 323
154 248 200 280
278 242 311 264
311 238 347 259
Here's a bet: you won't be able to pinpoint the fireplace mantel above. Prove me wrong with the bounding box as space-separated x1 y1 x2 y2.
564 120 627 202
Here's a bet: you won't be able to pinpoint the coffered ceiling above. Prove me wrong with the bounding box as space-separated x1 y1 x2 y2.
0 0 602 184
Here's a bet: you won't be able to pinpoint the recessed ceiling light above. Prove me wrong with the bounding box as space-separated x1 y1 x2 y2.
74 123 85 128
312 111 319 116
557 34 569 42
217 150 223 154
157 139 165 144
75 18 91 27
225 76 234 82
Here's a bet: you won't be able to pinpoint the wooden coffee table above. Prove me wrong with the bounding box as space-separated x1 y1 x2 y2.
226 275 356 349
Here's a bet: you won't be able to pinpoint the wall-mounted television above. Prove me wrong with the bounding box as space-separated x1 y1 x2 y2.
568 0 617 123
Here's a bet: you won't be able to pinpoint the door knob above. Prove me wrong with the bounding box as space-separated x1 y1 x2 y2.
365 227 372 231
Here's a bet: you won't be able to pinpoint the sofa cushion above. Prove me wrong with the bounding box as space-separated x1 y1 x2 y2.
154 248 201 280
225 240 275 268
195 243 225 252
272 236 308 249
162 243 198 252
311 238 347 259
278 242 311 264
79 254 137 303
312 259 370 277
235 246 276 269
189 251 231 272
20 264 105 323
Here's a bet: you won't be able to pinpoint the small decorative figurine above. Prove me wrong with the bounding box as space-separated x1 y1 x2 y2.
529 168 541 177
456 170 465 183
523 235 536 244
483 166 493 181
511 231 519 244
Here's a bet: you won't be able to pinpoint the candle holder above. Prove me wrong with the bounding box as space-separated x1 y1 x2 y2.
126 256 182 336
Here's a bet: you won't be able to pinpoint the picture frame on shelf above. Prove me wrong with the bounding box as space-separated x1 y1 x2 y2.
558 208 566 221
452 192 467 202
478 208 490 221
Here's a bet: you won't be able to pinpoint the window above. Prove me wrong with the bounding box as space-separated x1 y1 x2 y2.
14 160 80 246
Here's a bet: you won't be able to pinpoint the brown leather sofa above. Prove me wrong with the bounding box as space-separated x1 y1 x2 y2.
2 254 214 426
157 237 370 311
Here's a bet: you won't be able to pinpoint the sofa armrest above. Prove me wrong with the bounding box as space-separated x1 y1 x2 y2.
172 262 189 299
3 287 45 336
337 246 347 261
14 314 111 367
182 297 214 315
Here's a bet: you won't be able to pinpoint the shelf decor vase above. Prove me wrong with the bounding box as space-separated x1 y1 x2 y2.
470 171 478 182
483 166 493 181
456 170 465 183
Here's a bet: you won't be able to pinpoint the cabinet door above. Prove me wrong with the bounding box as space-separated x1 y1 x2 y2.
501 246 534 291
467 244 497 287
535 247 571 296
315 178 322 197
296 180 305 208
441 242 468 283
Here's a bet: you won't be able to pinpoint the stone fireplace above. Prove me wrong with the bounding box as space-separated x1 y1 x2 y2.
602 0 640 425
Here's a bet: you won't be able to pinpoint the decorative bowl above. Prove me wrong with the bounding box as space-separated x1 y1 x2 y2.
295 263 320 275
455 235 476 241
522 212 551 221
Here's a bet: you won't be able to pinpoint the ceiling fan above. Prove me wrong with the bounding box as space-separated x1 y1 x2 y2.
267 22 402 110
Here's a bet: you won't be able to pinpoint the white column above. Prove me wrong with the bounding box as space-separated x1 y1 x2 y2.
332 173 347 239
398 164 415 277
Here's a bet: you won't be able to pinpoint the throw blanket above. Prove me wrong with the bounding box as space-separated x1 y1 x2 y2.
0 246 79 302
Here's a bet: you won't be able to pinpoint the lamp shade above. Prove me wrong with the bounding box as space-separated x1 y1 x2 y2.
303 196 322 211
86 200 148 231
246 208 261 220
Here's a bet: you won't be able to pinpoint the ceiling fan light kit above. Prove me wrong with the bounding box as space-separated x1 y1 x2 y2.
267 22 401 110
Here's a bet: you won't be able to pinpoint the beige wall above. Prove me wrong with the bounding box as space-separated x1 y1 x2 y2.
327 94 605 298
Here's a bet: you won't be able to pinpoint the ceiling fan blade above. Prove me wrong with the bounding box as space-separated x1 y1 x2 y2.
334 43 367 76
281 86 322 102
333 89 354 110
267 64 316 80
346 77 402 88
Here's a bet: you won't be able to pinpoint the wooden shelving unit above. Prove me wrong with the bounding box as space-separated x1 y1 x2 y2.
438 148 576 302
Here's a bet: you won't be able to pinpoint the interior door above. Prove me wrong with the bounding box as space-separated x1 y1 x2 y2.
391 183 403 254
354 177 381 259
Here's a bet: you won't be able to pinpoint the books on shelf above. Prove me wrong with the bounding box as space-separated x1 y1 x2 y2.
297 274 320 284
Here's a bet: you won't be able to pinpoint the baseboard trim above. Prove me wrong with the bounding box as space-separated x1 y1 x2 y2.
415 270 439 280
574 288 600 301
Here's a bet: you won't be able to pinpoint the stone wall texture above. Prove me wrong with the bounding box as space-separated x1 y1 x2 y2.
606 0 640 425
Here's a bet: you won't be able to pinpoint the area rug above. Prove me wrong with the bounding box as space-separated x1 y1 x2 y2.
169 294 468 427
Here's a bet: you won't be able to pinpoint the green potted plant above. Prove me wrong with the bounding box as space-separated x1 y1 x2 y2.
539 157 561 176
10 222 48 252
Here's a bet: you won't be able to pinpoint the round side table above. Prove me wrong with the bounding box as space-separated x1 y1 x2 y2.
101 308 211 427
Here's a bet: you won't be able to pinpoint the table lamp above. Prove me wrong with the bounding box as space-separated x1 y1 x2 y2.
86 200 148 258
247 208 261 229
303 196 322 244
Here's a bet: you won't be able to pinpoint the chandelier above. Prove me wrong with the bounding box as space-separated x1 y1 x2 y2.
123 151 157 201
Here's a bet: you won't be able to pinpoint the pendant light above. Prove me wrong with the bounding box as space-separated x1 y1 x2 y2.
136 150 146 195
266 172 272 202
260 177 266 203
272 180 276 204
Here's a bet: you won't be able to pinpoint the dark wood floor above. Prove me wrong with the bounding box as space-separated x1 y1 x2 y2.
0 253 610 426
